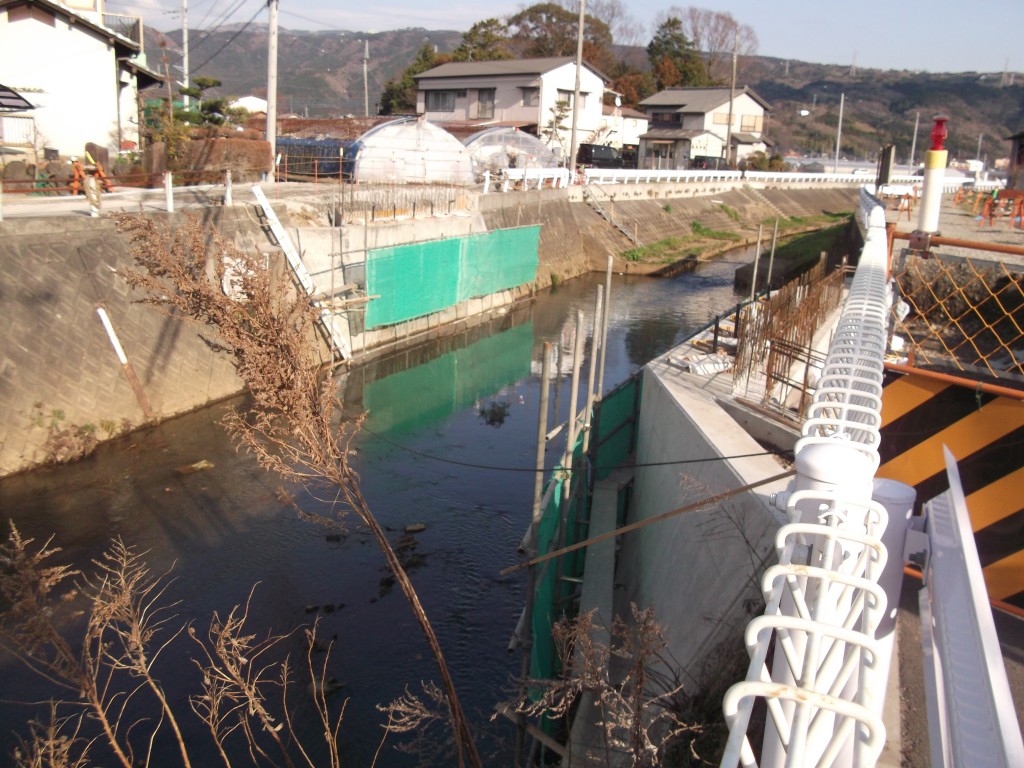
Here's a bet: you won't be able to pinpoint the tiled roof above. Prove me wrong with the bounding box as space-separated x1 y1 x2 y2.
415 57 609 83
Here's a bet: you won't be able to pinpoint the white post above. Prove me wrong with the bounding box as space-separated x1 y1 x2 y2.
482 170 490 194
266 0 278 151
363 40 370 118
833 92 845 173
164 171 174 212
918 116 949 234
223 169 233 206
567 0 585 177
749 224 763 301
909 111 921 166
181 0 190 107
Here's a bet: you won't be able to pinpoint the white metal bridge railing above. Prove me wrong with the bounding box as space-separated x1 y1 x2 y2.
719 186 1024 767
720 187 898 768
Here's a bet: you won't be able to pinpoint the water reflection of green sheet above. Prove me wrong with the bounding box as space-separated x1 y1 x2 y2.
364 323 533 435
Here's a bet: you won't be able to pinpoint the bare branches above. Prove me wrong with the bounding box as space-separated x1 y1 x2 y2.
188 590 305 768
506 605 702 768
0 525 166 768
376 681 456 767
114 212 482 766
2 524 349 768
12 705 92 768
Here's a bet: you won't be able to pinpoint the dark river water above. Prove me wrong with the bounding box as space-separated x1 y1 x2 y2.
0 251 754 766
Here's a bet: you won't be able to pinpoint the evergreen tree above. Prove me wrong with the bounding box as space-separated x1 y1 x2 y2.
451 18 512 62
647 17 708 91
506 2 613 68
177 76 241 126
379 43 449 115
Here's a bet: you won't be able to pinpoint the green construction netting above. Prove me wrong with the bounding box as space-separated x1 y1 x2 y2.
458 226 540 301
593 377 641 481
363 323 533 435
365 226 540 329
529 376 642 683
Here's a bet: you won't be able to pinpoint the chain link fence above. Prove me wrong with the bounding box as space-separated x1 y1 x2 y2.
891 250 1024 381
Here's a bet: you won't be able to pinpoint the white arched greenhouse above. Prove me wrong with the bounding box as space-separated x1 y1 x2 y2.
349 117 475 185
462 126 561 180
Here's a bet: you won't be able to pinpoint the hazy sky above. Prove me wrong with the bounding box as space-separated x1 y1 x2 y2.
108 0 1023 74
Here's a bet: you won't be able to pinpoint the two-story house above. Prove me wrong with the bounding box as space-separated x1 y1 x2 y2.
637 86 771 169
413 57 609 162
0 0 161 159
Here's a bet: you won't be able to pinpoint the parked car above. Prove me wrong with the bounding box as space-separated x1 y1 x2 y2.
690 155 727 170
576 143 624 169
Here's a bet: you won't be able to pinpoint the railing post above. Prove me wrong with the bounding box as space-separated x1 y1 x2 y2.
164 171 174 213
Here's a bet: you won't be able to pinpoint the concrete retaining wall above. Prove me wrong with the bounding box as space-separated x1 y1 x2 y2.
615 360 792 673
0 212 248 477
0 184 859 478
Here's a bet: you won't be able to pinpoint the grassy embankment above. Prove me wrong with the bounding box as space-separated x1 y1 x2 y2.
621 205 852 268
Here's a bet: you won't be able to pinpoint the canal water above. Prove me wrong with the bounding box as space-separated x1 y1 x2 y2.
0 250 754 766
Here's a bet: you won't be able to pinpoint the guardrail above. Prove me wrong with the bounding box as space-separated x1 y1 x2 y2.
583 167 743 185
577 167 1005 191
917 448 1024 768
481 167 570 193
721 187 905 767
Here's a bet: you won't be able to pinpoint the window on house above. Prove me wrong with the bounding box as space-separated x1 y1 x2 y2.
713 112 732 125
425 90 457 112
557 90 587 109
521 87 539 107
476 88 495 119
741 114 763 132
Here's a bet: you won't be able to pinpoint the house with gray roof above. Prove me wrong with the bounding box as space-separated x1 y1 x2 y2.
413 57 610 162
637 86 771 169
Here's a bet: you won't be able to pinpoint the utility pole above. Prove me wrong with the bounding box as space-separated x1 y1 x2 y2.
725 29 737 165
976 133 983 161
181 0 190 107
833 92 844 173
567 0 585 177
909 111 920 166
266 0 278 151
363 40 369 117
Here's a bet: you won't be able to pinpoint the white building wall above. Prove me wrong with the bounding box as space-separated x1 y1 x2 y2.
0 11 120 156
117 76 140 150
417 62 605 160
699 93 764 137
597 112 648 148
538 62 603 158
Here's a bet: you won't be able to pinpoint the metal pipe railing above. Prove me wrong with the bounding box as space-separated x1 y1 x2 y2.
720 188 905 768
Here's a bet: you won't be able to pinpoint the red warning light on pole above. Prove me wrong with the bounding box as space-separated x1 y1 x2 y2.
930 115 949 152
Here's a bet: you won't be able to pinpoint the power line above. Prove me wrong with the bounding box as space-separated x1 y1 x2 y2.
190 0 254 52
190 4 265 74
360 424 785 473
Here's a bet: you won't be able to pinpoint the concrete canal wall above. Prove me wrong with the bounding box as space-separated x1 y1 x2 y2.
0 184 857 477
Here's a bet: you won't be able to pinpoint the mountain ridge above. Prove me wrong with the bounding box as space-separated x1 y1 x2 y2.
145 26 1024 165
